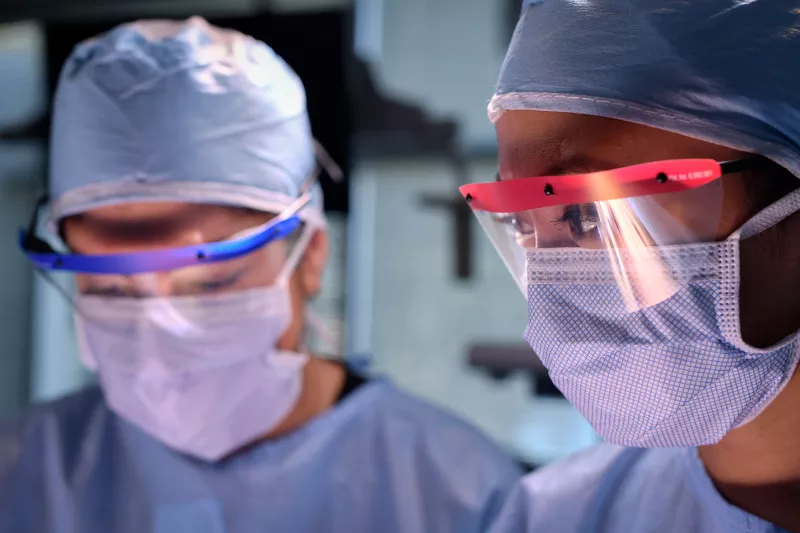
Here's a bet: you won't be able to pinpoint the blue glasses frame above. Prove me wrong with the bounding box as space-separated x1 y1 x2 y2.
19 142 343 276
19 194 309 275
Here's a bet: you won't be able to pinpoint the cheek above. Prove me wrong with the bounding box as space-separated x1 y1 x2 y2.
647 180 728 243
716 175 755 238
233 244 289 289
288 274 305 307
75 275 90 292
736 216 800 348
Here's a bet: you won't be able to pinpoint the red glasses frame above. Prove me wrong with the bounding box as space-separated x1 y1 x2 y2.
460 158 756 213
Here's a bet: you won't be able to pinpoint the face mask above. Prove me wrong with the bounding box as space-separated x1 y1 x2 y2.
524 190 800 448
74 226 315 461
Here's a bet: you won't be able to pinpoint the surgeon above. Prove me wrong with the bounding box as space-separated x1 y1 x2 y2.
0 17 522 532
463 2 800 532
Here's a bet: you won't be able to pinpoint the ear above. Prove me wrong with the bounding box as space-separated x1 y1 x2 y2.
297 228 328 298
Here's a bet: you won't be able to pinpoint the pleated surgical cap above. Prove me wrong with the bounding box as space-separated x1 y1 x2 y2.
50 16 324 227
493 0 800 180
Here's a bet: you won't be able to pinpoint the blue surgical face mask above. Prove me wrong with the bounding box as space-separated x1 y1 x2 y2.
524 190 800 448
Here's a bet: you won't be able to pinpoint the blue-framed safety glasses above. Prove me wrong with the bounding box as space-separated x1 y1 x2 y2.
18 192 309 276
19 143 341 300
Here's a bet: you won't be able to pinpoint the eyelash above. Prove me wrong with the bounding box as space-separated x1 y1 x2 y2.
199 272 241 292
551 205 598 226
550 205 602 244
83 286 130 297
81 270 244 298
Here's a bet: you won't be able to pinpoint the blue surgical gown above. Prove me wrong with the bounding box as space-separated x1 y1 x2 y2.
0 379 523 533
488 443 788 533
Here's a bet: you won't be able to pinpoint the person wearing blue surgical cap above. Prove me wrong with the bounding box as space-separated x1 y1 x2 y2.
462 1 800 532
0 17 522 533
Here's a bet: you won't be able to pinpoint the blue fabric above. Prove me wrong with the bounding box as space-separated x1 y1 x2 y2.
495 0 800 179
523 243 800 447
0 380 522 532
488 444 789 533
49 17 323 224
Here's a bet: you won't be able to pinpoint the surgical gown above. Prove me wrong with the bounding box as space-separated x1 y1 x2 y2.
0 379 522 533
488 443 789 533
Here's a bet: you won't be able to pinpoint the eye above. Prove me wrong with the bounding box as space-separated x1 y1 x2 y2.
552 204 601 245
496 212 535 235
197 271 243 294
81 285 131 297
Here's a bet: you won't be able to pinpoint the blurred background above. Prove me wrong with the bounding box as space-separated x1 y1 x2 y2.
0 0 597 469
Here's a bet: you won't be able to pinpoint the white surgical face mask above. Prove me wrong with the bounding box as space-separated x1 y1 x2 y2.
74 225 316 461
524 189 800 448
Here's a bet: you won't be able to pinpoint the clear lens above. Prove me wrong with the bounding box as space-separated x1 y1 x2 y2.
73 244 282 298
470 179 725 309
37 223 301 341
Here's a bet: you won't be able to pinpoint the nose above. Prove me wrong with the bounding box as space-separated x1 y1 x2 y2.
129 273 173 297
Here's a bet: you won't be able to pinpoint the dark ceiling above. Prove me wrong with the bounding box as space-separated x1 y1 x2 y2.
0 0 187 23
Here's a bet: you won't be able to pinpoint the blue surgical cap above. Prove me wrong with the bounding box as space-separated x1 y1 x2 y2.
493 0 800 180
50 17 324 227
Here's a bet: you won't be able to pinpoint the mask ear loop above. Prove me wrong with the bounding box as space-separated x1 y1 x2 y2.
273 223 319 358
304 305 343 356
275 223 317 287
735 186 800 241
73 312 99 371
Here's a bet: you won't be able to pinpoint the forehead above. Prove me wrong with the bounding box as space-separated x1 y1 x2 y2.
62 201 272 252
495 111 745 178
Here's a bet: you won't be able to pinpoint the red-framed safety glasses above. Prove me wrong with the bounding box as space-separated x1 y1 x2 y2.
460 158 757 308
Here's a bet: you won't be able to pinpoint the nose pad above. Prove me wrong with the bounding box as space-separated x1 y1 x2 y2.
532 223 578 249
129 273 171 297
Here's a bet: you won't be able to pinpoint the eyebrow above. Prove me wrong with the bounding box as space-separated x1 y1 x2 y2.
69 208 273 248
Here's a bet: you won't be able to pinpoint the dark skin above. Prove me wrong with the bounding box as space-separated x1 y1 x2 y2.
497 110 800 532
62 201 346 449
